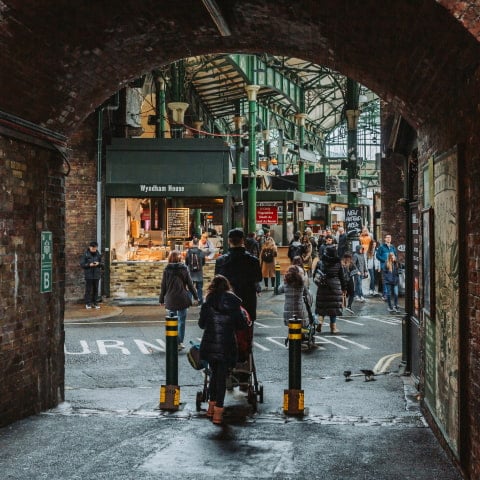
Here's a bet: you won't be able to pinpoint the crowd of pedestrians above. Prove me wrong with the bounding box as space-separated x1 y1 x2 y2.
153 224 401 424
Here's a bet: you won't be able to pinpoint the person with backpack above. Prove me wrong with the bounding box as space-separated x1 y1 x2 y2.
186 237 206 304
260 236 278 291
288 232 304 263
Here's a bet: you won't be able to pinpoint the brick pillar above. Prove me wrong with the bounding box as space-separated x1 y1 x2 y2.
0 134 65 426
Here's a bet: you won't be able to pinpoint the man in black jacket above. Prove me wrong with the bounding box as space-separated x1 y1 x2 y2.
79 241 103 309
215 228 262 322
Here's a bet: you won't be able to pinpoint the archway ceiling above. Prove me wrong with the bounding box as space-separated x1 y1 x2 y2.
0 0 479 139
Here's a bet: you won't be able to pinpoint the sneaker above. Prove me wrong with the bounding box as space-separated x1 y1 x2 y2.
382 296 387 301
394 306 400 313
345 307 354 314
94 304 100 309
359 296 366 302
388 308 394 313
177 343 185 351
85 304 92 309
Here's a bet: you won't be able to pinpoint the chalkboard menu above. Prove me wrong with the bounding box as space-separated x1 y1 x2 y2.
344 207 362 235
167 208 190 238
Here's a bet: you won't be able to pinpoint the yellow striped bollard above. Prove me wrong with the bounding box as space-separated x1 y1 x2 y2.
274 262 281 295
283 315 304 416
160 314 180 411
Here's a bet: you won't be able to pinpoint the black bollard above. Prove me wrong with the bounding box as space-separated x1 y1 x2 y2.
283 315 304 416
274 263 281 295
160 314 180 411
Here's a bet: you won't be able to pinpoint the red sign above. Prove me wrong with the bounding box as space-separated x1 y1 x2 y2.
256 206 278 224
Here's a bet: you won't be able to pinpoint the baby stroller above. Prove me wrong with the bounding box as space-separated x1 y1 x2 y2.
195 309 264 412
302 293 317 350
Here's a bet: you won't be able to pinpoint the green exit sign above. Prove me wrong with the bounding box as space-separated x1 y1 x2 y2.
40 231 53 293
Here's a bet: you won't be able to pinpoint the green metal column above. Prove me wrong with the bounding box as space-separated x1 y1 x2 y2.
246 85 260 234
155 76 166 139
295 113 307 193
234 115 243 185
345 78 361 207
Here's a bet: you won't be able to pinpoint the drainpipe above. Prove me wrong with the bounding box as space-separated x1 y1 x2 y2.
96 92 119 296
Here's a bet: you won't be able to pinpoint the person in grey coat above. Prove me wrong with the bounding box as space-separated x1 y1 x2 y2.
313 245 347 334
353 245 368 301
278 265 312 327
159 250 198 350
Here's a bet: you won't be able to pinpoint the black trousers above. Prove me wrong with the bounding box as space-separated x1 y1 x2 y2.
84 278 99 305
208 360 228 407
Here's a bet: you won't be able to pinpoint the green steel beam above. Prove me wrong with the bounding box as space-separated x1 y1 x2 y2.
229 54 303 111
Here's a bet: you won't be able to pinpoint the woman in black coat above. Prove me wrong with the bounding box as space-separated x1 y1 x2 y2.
313 245 347 334
199 275 248 425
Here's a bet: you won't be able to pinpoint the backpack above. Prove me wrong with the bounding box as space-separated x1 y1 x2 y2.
190 252 200 272
289 242 304 260
261 249 274 263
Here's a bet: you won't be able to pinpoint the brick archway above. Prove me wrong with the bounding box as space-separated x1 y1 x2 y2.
0 1 478 143
1 2 480 478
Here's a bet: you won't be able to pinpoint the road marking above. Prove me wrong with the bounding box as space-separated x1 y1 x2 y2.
252 341 270 351
374 353 402 373
133 339 166 353
334 336 370 350
315 337 348 349
266 337 288 348
254 321 279 329
367 316 400 325
338 318 364 325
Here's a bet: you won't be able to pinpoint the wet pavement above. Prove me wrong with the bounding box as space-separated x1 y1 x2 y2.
0 291 464 479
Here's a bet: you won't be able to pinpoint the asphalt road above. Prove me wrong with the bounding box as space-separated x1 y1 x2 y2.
0 290 463 479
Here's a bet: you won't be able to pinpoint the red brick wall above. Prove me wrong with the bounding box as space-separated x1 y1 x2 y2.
65 116 98 303
379 152 407 264
0 135 65 427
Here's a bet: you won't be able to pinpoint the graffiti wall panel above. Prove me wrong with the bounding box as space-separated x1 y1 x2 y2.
433 147 459 455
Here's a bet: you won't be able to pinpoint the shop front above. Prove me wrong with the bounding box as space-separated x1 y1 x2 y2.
104 138 240 299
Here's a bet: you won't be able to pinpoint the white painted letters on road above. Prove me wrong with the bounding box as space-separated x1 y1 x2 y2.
64 340 91 355
97 340 131 355
133 339 165 354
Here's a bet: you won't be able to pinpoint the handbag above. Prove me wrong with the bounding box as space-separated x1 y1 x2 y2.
187 342 207 370
313 261 328 287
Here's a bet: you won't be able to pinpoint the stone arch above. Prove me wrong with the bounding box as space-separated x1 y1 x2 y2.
1 2 480 478
0 1 478 142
